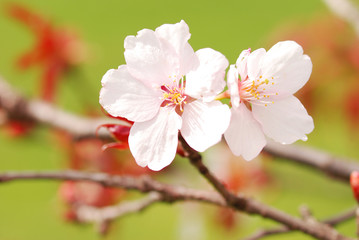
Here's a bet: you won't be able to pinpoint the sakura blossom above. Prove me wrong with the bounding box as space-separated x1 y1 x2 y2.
100 20 230 171
224 41 314 161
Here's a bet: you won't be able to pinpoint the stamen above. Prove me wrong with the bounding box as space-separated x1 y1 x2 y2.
240 76 278 107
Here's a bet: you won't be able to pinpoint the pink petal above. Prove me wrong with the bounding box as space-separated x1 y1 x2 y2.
99 65 162 122
124 29 176 88
155 20 199 76
260 41 312 97
247 48 266 80
235 48 251 80
128 107 182 171
185 48 229 101
180 43 200 76
155 20 191 56
227 65 240 108
252 95 314 144
181 100 230 152
224 103 266 161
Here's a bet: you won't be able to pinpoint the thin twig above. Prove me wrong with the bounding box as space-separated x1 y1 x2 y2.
0 170 225 206
299 205 314 221
264 142 359 182
243 228 289 240
323 207 356 226
76 192 163 223
243 207 357 240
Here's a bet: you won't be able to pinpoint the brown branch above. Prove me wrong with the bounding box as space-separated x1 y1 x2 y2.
179 137 352 240
264 142 359 182
243 207 357 240
0 170 353 239
0 75 128 139
324 207 356 226
178 134 237 205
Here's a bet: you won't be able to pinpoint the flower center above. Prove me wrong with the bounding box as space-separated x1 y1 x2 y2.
240 76 277 107
160 79 187 112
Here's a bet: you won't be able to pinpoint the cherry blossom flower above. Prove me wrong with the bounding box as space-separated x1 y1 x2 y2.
100 20 230 171
224 41 314 160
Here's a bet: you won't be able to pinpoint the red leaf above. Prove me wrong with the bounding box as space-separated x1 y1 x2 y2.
102 142 129 151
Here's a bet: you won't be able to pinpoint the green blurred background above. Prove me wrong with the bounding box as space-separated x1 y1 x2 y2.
0 0 358 239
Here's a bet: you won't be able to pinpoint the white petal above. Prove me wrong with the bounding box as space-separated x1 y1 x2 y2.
252 95 314 144
185 48 229 101
247 48 266 80
155 20 191 56
99 66 163 122
224 103 266 161
124 29 175 88
179 43 200 77
181 100 230 152
235 48 251 80
227 65 240 108
155 20 199 77
260 41 312 97
263 41 304 68
128 107 182 171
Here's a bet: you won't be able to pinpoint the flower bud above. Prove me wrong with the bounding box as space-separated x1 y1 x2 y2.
350 171 359 202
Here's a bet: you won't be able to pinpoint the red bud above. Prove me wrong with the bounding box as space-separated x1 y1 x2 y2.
350 171 359 202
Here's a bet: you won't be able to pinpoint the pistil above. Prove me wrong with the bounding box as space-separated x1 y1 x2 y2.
160 79 187 112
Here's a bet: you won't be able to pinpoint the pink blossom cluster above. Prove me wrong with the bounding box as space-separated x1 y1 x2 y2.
99 20 314 171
